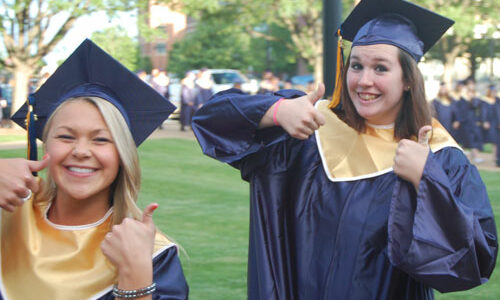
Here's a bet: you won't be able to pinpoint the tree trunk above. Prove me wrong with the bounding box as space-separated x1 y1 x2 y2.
12 64 35 115
441 41 464 86
313 54 323 88
442 60 455 86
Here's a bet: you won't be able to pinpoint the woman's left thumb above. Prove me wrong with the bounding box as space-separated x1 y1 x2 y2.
142 203 159 224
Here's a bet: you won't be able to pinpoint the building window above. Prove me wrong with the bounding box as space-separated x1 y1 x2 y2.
155 43 167 54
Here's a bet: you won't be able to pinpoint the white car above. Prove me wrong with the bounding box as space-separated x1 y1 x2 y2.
199 69 259 94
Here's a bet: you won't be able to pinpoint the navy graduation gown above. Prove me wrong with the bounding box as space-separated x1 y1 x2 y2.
454 97 483 149
480 99 498 144
431 98 457 139
192 89 498 300
431 99 454 132
98 246 188 300
495 98 500 165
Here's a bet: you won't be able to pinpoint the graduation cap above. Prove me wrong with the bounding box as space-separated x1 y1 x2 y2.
12 39 176 161
329 0 454 108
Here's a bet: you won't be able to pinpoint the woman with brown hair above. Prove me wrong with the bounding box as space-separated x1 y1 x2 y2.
191 0 497 299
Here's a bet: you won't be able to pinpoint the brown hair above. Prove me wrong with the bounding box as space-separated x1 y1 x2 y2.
337 47 431 140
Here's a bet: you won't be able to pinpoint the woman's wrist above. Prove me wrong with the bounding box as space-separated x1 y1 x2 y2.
258 98 287 129
113 282 156 299
116 261 153 290
272 98 285 126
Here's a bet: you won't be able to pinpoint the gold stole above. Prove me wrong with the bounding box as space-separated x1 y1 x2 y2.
314 100 460 181
1 196 173 300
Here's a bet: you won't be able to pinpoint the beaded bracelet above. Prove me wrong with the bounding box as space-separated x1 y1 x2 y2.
112 282 156 299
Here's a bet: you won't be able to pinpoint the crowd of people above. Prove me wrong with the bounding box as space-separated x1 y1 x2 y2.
431 78 500 166
136 68 214 131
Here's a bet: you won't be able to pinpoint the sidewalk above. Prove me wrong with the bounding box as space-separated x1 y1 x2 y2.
0 120 498 172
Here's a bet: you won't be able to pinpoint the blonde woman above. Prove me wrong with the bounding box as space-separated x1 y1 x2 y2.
3 39 188 300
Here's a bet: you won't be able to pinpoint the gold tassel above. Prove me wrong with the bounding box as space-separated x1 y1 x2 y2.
26 105 32 160
328 29 344 109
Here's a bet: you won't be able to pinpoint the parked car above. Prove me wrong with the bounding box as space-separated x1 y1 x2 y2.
208 69 258 94
188 69 258 95
167 69 259 119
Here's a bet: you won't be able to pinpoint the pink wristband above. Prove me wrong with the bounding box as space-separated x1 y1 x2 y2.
272 98 285 126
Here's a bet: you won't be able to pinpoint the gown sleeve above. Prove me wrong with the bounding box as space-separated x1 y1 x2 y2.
388 147 498 293
191 88 306 165
98 246 189 300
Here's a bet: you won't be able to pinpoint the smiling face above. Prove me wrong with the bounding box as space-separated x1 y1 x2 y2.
45 100 120 204
346 44 406 125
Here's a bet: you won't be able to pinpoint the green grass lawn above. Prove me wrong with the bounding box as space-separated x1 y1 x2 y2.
0 134 24 143
1 138 499 299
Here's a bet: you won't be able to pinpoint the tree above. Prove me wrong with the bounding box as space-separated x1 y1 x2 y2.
167 11 252 76
168 10 297 77
91 26 139 71
420 0 500 83
170 0 357 82
214 0 325 81
0 0 134 115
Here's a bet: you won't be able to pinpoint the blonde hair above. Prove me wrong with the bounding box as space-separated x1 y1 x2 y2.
40 97 142 225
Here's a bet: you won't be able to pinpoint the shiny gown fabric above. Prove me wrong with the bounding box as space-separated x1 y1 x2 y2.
192 89 498 300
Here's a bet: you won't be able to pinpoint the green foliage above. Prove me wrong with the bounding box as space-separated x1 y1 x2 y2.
167 10 253 76
167 1 304 77
248 24 299 75
416 0 500 72
91 26 139 71
0 0 138 114
137 55 153 73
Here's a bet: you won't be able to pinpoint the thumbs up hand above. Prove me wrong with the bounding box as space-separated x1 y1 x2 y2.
393 126 432 191
259 83 326 140
101 203 158 288
0 155 50 212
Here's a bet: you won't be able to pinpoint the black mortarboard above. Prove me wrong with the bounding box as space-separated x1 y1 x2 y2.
12 39 176 160
340 0 454 62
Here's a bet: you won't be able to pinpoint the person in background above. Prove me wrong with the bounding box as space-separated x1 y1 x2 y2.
191 0 497 299
0 77 13 127
431 81 457 138
454 77 484 163
3 39 188 300
179 71 198 131
491 84 500 167
481 84 498 156
195 68 214 109
137 70 150 84
150 69 170 129
151 70 170 99
258 70 275 94
283 80 293 90
233 77 244 91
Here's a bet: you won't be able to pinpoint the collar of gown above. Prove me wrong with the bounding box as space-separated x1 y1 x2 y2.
314 100 461 182
0 192 175 300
